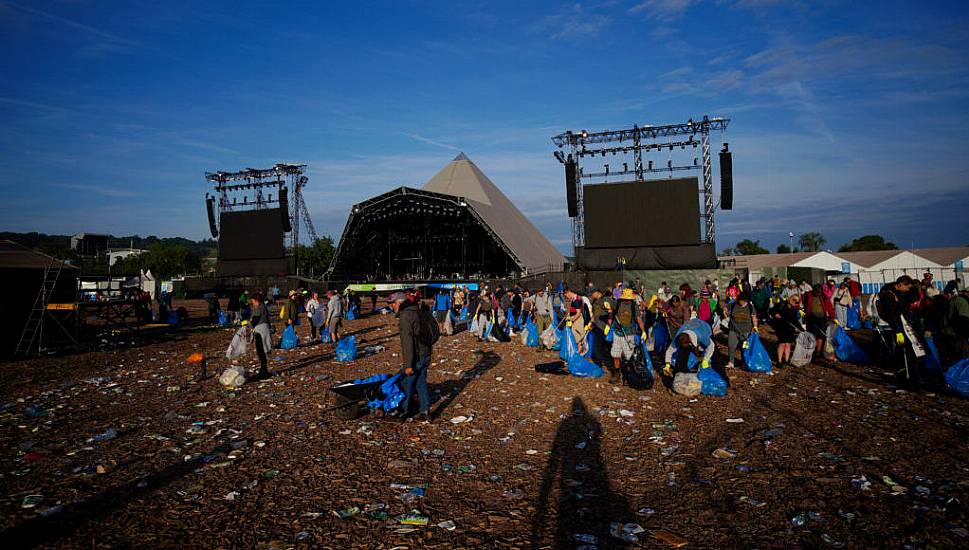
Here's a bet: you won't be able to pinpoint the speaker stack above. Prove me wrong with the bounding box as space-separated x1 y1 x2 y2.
205 195 218 238
719 144 733 210
279 187 293 232
565 158 578 217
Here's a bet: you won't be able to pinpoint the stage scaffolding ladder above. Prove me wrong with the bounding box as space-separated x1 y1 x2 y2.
16 261 63 356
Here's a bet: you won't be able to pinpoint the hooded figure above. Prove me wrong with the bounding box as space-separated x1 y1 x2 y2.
663 318 715 376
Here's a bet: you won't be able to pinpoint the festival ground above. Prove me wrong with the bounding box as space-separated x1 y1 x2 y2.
1 301 968 549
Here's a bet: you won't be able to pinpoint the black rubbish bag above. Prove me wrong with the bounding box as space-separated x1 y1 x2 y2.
535 361 567 375
624 341 654 390
491 320 511 342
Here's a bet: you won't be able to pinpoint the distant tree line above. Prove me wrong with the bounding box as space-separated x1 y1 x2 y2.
2 231 336 280
721 233 899 256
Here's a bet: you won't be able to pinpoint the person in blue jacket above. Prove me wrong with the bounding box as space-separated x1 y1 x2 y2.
433 289 452 332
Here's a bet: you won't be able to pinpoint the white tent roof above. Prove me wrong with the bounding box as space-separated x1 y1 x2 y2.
423 153 564 274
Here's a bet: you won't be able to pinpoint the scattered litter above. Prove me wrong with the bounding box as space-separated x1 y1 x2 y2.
712 447 737 459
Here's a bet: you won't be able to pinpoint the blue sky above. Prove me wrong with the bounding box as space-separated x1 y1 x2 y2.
1 0 967 254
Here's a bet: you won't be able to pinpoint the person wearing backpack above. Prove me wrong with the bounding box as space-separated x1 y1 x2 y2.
390 292 436 423
804 283 834 358
609 288 646 384
725 293 759 370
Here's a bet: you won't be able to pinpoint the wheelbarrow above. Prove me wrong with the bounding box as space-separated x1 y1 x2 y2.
325 373 405 421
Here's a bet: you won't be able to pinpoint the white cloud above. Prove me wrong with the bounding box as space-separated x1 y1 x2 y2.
535 4 612 39
629 0 697 22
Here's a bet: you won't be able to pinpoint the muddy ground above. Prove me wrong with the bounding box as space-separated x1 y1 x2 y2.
1 300 967 549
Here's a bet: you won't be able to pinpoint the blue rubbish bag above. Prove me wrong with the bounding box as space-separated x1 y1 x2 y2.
525 320 540 347
335 335 357 362
167 311 179 325
743 332 772 373
698 366 728 397
355 373 404 412
560 328 579 362
320 329 333 344
459 306 468 321
280 325 298 350
346 305 358 321
923 335 942 374
832 326 868 363
568 353 604 378
945 358 969 399
217 310 228 326
653 321 669 354
507 308 519 331
846 305 861 330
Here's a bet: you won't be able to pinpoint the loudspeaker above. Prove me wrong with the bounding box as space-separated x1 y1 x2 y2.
206 196 218 238
279 187 292 232
565 159 578 217
719 149 733 210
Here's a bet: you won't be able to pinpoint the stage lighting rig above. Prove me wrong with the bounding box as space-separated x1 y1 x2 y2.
552 115 730 247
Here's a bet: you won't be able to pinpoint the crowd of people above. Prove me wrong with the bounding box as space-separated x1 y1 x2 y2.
433 273 969 391
202 272 968 419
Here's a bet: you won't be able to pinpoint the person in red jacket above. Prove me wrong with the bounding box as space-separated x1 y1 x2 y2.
804 283 834 358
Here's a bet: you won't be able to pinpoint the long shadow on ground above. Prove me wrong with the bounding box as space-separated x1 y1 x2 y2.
531 396 633 549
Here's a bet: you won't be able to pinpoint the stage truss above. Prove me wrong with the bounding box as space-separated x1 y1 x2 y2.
552 115 729 248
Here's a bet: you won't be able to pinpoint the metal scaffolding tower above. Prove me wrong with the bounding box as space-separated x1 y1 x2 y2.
552 115 729 248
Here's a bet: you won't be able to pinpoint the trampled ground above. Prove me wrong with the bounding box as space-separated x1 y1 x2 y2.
1 301 968 549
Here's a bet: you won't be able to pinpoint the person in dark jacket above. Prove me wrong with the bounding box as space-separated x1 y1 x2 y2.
390 292 432 422
877 275 925 387
282 290 299 327
771 295 802 366
249 293 273 379
751 280 771 324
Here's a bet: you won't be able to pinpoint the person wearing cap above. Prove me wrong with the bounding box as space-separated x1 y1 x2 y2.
694 287 717 326
326 290 344 342
389 292 432 423
281 289 299 328
608 288 644 384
